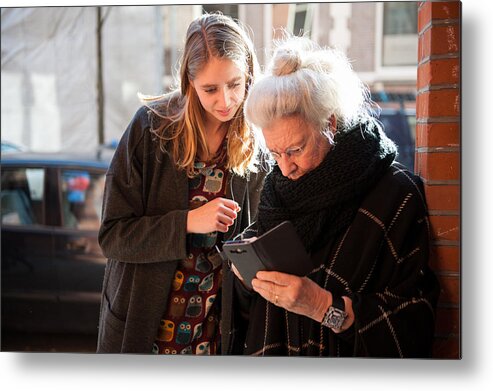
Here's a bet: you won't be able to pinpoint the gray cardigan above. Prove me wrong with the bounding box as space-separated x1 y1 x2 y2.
96 105 267 353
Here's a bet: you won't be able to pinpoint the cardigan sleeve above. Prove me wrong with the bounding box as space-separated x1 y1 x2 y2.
98 106 189 263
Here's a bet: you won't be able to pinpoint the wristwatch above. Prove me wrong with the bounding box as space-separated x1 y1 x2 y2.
321 296 348 331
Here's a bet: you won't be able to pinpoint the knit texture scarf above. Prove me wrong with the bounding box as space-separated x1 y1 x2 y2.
257 120 397 252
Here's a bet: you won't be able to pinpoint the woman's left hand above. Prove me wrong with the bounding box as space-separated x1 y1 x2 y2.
251 270 331 322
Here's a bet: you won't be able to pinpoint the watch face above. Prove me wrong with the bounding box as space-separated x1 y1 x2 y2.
323 307 347 330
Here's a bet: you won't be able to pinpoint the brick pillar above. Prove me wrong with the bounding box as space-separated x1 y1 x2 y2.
416 1 461 359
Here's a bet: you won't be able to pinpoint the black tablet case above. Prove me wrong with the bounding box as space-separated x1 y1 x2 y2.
222 220 313 289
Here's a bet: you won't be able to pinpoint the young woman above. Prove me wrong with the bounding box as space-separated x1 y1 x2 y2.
96 13 267 354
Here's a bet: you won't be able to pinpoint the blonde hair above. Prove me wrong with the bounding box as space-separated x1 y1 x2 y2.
141 13 260 178
244 35 373 136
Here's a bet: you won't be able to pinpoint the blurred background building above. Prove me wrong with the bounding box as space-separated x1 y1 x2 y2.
1 2 418 164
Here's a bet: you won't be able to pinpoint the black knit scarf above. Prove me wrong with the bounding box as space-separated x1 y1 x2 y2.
257 120 397 252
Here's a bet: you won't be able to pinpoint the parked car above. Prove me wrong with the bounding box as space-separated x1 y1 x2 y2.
376 107 416 172
1 152 110 347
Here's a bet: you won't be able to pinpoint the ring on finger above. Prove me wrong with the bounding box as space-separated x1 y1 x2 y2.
274 295 279 305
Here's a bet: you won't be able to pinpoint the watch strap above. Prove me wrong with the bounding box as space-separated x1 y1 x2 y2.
331 295 345 312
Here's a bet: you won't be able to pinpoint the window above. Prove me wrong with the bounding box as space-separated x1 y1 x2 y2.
1 168 45 225
61 170 105 230
202 4 239 20
289 3 313 37
382 2 418 66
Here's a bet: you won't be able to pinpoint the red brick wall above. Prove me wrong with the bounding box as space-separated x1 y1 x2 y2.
416 1 461 359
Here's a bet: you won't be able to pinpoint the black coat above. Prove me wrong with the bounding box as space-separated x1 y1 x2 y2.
236 164 440 357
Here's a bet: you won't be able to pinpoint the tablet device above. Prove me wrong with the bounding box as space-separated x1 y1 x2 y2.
222 220 313 289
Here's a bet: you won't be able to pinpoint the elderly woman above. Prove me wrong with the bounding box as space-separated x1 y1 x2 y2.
228 37 440 357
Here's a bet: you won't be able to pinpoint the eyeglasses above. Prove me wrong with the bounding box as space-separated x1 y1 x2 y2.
269 143 306 161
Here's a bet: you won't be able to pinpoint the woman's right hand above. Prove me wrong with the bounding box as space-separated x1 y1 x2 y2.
186 197 240 234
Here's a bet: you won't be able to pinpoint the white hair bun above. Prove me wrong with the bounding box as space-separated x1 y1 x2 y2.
271 48 302 76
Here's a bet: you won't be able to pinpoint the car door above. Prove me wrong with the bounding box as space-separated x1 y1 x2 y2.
52 166 107 334
1 165 60 333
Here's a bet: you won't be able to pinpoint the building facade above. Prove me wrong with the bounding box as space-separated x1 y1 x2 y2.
160 2 418 110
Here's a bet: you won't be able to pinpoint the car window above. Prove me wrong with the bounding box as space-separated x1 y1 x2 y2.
61 170 105 230
1 168 45 225
378 110 416 172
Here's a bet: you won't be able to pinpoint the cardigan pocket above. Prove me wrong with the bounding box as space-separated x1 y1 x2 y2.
97 293 126 353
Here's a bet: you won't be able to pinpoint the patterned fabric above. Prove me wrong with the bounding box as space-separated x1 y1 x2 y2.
238 123 440 357
154 144 228 355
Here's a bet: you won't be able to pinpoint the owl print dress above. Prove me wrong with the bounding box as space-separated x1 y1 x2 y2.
153 146 228 355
